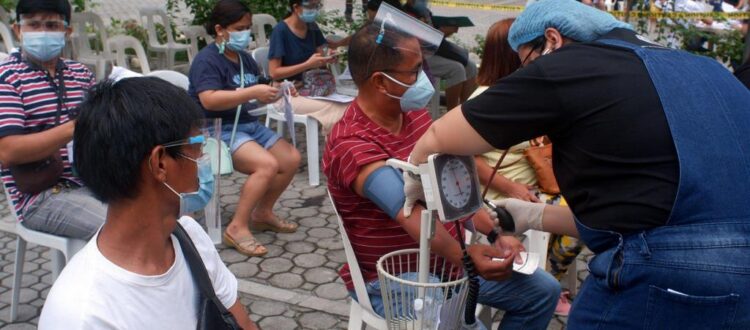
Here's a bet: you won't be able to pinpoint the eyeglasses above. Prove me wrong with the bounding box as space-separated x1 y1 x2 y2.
163 135 206 148
20 19 68 31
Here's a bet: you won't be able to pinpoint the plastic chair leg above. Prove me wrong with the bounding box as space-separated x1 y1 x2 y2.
304 117 320 186
347 303 365 330
166 49 176 70
10 237 27 322
50 249 65 280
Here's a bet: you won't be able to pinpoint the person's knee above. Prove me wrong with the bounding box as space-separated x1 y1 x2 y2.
257 156 280 177
287 147 302 169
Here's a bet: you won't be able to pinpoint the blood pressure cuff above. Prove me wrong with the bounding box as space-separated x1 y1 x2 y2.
363 166 406 219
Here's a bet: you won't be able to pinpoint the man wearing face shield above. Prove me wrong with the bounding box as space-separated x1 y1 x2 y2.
323 6 559 329
0 0 105 240
39 77 257 329
405 0 750 327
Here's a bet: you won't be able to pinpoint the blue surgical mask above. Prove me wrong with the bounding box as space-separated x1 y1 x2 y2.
227 30 252 52
300 9 319 23
381 70 435 112
22 31 66 62
164 154 215 216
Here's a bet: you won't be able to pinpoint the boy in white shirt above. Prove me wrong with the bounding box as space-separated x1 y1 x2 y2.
39 77 257 330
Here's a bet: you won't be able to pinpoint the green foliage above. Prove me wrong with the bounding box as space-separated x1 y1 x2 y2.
166 0 288 28
635 16 745 67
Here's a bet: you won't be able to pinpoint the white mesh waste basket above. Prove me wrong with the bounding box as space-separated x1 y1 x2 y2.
376 249 469 330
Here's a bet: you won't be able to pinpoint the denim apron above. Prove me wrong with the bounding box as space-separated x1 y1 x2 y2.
567 39 750 329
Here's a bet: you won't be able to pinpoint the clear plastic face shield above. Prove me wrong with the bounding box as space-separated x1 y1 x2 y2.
365 3 443 111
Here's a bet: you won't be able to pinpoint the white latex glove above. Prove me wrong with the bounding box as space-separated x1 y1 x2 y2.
403 170 424 218
491 198 546 234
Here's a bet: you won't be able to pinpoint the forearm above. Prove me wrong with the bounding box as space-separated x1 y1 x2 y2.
475 157 519 195
269 61 310 81
0 121 74 166
542 205 578 237
398 207 463 266
471 209 496 236
228 300 258 330
199 88 258 111
411 106 494 164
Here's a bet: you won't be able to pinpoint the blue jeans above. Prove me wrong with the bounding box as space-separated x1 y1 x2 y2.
352 269 559 330
568 222 750 329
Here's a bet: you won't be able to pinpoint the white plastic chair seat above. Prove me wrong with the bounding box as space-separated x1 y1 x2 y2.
265 108 320 186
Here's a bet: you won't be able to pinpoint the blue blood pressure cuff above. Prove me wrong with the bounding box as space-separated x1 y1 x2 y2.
364 166 406 219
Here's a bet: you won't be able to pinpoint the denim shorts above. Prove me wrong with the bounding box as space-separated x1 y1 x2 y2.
220 120 280 153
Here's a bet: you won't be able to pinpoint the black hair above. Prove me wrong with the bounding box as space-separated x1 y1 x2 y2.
348 24 411 86
73 77 204 203
366 0 403 11
205 0 252 36
16 0 71 23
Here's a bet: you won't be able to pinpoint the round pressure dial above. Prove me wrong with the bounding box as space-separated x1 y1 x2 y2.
439 157 473 209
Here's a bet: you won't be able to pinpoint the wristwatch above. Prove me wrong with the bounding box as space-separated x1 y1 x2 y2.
486 227 502 244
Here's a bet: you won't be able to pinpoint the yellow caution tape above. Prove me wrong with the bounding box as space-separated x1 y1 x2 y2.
429 0 750 19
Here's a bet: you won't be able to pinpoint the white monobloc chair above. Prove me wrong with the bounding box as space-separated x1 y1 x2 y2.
328 191 387 330
107 35 151 74
0 22 15 54
250 14 277 48
253 46 321 186
2 187 86 322
139 6 190 70
179 25 213 64
70 12 112 80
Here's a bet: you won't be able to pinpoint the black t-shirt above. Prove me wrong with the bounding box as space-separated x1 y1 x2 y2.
463 29 679 234
734 62 750 90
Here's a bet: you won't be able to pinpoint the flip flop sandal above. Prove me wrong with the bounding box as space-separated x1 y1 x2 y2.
223 232 268 257
250 216 298 233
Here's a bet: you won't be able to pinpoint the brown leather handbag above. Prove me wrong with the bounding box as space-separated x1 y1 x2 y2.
523 139 560 195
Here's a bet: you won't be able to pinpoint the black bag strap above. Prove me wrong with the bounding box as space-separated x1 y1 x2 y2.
173 223 235 319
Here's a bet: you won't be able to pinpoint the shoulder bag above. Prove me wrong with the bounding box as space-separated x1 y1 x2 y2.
9 69 67 194
173 223 241 330
523 138 560 195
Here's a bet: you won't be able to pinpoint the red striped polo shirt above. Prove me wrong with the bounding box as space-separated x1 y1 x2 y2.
0 52 95 221
323 101 463 290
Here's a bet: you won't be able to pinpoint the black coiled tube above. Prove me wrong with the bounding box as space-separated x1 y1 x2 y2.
456 221 480 327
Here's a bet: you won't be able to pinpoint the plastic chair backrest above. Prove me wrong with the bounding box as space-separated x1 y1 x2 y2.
0 22 14 54
71 12 110 59
0 51 8 62
327 191 378 314
107 35 151 74
139 6 178 48
251 14 277 47
179 25 213 63
147 70 190 90
252 46 270 77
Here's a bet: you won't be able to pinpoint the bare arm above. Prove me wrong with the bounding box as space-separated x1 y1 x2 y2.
475 155 539 202
198 85 279 111
268 54 335 81
228 300 259 330
0 121 75 166
353 161 464 266
541 205 578 237
411 106 494 164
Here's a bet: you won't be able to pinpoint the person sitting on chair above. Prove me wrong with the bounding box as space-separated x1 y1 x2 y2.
189 0 302 257
0 0 105 239
323 23 559 329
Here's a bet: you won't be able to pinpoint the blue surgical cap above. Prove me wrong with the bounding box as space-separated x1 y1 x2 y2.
508 0 633 52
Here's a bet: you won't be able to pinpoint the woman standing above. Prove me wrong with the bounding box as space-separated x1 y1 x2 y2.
188 0 301 257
